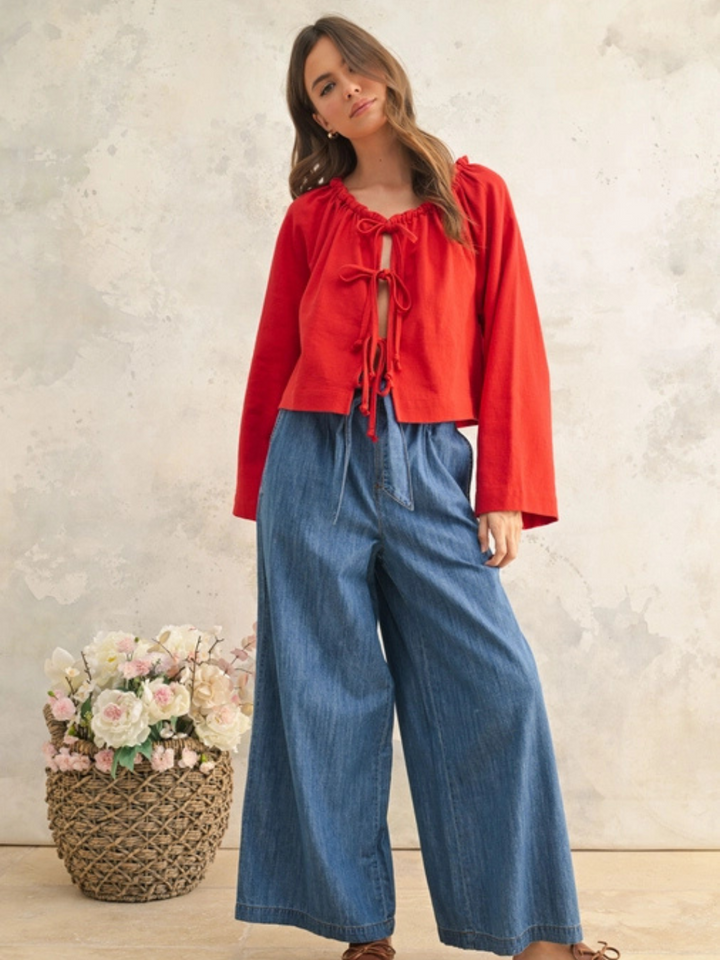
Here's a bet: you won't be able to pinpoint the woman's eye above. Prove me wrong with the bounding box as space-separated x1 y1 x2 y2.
320 81 335 97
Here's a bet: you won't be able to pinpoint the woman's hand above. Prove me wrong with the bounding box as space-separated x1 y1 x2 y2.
478 511 522 567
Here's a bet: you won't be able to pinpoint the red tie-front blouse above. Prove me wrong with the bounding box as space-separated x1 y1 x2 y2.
233 156 558 529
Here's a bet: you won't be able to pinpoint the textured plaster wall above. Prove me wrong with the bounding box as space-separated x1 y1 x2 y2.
1 0 718 849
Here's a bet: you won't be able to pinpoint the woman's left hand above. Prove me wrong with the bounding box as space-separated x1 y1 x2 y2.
478 511 522 567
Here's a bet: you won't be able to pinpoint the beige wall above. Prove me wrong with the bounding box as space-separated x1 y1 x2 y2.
2 0 718 848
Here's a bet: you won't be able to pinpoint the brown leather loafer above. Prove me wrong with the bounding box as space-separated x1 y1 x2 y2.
341 937 396 960
571 942 620 959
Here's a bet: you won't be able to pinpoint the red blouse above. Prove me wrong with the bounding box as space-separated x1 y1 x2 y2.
233 156 558 529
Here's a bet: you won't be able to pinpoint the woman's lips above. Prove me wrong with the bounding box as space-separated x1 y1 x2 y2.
351 98 374 118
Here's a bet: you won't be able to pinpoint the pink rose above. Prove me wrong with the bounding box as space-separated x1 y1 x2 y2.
153 685 174 707
42 742 58 770
71 753 92 773
53 749 73 772
178 748 198 769
50 696 76 722
120 658 152 679
54 748 91 773
150 746 174 772
94 749 114 773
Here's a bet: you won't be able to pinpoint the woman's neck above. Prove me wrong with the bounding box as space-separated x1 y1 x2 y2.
344 128 412 190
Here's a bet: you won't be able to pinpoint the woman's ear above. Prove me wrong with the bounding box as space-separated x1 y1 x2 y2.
313 112 331 134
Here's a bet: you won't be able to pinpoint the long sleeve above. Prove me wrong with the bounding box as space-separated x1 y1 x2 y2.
463 164 558 528
233 204 309 520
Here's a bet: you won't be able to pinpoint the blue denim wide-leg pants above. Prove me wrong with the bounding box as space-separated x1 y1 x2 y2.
235 389 583 956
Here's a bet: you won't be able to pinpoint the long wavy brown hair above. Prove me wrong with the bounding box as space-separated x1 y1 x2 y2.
287 16 467 243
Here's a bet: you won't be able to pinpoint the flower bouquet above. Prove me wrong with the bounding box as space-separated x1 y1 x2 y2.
42 624 256 902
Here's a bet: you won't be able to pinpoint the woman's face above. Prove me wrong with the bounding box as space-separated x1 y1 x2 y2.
304 35 388 143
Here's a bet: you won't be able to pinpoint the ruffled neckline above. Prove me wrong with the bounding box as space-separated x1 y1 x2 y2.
330 155 470 224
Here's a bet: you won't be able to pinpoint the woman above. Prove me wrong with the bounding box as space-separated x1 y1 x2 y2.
233 15 619 960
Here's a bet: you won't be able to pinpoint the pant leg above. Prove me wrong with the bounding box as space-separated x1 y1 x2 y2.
373 398 583 956
235 405 396 943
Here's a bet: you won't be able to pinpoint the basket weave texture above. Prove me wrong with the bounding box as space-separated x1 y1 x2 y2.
43 704 233 902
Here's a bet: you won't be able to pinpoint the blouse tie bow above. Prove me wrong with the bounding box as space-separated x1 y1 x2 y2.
339 216 416 441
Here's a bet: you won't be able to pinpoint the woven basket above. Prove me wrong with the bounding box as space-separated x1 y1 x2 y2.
43 704 233 902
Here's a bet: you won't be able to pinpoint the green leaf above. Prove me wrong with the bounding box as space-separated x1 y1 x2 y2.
138 738 154 761
111 745 140 779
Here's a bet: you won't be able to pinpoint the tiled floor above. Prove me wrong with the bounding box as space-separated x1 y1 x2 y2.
1 847 718 959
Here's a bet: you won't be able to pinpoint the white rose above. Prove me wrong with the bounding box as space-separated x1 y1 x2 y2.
90 689 151 748
184 662 234 716
142 678 191 722
193 703 250 752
